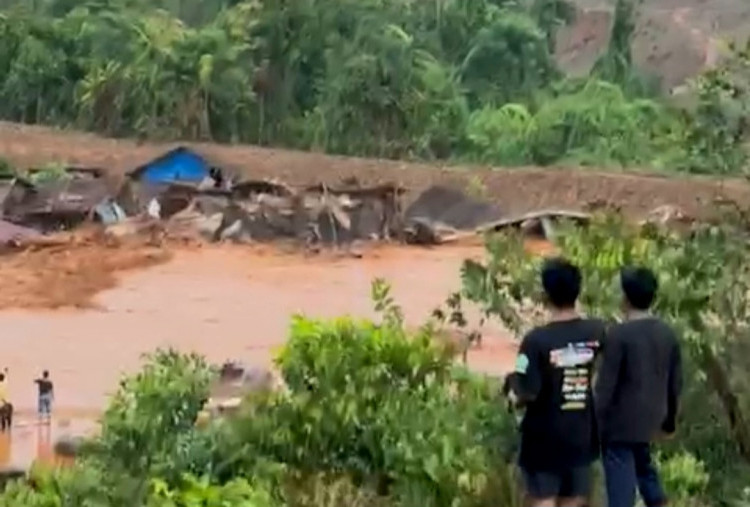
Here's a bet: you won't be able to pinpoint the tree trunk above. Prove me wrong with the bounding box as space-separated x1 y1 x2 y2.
700 344 750 463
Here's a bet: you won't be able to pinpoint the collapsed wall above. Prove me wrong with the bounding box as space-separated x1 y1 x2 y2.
124 179 406 247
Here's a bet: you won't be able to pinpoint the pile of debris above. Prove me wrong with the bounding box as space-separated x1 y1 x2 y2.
0 147 409 251
2 145 645 253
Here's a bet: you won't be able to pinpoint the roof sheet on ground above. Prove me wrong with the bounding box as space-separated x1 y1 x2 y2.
404 185 504 230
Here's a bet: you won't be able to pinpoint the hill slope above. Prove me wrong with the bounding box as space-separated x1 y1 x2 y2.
559 0 750 90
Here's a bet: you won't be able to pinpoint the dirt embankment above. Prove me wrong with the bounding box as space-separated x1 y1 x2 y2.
0 230 171 309
2 122 750 220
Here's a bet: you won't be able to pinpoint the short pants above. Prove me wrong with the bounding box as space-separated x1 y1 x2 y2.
38 393 52 416
521 465 592 500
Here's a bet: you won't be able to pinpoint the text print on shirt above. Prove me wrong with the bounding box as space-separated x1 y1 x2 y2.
549 341 599 411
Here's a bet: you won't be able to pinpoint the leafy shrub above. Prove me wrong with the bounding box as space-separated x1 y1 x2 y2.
657 451 710 502
0 464 109 507
88 349 214 478
466 80 687 168
27 162 71 184
283 472 390 507
147 475 278 507
465 104 532 165
222 280 517 507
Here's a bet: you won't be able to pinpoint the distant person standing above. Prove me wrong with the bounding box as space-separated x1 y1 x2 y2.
595 266 683 507
34 370 54 424
505 258 606 507
0 369 11 431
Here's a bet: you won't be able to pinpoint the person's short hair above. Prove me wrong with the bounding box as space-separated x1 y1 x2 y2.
620 266 658 310
42 370 49 378
541 257 581 309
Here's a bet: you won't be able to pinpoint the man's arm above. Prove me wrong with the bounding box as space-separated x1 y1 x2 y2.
591 320 611 388
662 341 683 434
594 329 623 423
506 334 543 407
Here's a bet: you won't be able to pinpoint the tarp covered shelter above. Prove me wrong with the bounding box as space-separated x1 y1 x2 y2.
128 147 214 185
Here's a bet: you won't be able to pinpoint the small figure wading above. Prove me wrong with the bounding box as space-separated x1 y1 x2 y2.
34 370 54 424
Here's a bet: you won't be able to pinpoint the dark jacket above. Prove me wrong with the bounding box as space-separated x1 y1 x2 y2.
594 317 682 443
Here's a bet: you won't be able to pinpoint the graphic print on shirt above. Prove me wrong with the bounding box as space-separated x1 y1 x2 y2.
549 341 599 411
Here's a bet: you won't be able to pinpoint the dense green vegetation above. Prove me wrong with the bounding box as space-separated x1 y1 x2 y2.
0 0 748 173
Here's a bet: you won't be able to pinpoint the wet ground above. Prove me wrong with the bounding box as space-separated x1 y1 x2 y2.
0 242 519 469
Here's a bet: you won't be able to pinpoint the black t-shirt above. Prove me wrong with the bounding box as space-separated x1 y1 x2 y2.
35 379 53 395
510 318 606 471
595 317 682 443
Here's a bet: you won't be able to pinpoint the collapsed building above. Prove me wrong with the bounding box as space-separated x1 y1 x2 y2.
1 174 118 232
0 145 602 251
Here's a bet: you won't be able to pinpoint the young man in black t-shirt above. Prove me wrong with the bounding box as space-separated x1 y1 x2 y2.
506 257 605 507
595 267 682 507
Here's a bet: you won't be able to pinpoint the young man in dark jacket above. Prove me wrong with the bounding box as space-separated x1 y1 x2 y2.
595 266 683 507
506 257 606 507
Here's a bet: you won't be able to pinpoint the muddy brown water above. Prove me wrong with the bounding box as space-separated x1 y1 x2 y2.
0 243 520 469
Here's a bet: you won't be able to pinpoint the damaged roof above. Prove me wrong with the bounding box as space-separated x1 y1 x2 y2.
3 178 111 219
405 185 503 231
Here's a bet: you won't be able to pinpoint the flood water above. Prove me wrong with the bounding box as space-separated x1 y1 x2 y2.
0 243 520 469
0 416 96 470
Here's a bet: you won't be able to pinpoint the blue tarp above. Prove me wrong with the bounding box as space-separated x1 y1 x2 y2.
132 148 210 184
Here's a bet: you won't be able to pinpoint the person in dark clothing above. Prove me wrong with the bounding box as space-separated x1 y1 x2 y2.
34 370 54 424
595 266 683 507
506 257 606 507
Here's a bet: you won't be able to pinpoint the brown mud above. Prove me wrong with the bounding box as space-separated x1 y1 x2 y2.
0 231 171 310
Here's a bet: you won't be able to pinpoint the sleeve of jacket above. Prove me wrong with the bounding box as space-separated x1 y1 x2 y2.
506 333 543 406
594 328 623 426
662 339 683 433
